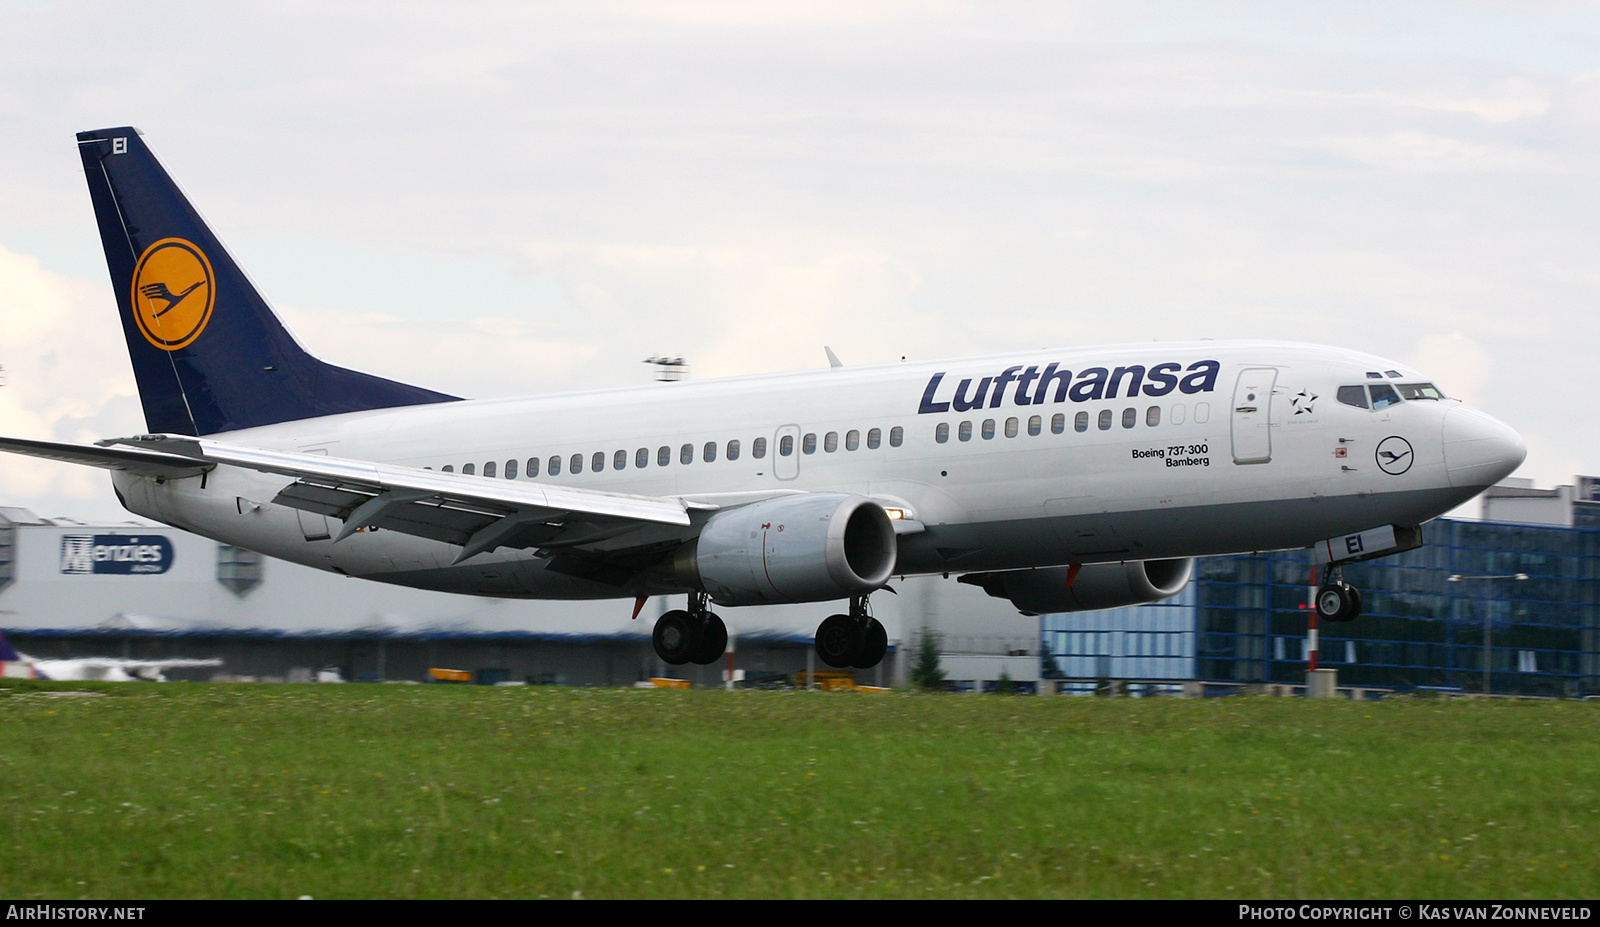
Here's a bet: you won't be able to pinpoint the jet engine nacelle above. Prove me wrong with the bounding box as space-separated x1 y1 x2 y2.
675 493 897 606
962 558 1194 615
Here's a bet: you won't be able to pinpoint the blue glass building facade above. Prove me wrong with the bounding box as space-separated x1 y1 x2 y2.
1042 517 1600 697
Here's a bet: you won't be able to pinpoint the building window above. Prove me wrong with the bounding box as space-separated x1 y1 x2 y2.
217 544 263 597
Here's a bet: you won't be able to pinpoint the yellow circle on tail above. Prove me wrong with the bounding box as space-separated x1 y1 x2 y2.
130 238 215 351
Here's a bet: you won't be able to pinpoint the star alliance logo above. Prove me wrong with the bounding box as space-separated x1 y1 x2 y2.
1289 389 1317 415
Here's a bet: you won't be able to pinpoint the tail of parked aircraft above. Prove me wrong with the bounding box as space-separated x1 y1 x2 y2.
75 127 460 436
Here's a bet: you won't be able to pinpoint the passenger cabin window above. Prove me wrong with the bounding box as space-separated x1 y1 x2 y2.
1121 408 1136 429
658 446 671 467
547 455 561 476
592 451 605 472
866 428 881 449
753 437 768 459
889 426 903 447
824 432 838 453
1074 412 1087 433
615 449 628 470
442 465 454 473
1337 385 1369 409
506 459 517 479
1028 415 1041 436
981 419 995 440
1098 409 1113 431
570 453 584 474
527 457 540 477
1171 404 1185 425
1370 384 1402 410
845 430 860 451
727 440 740 461
462 463 475 475
959 421 973 442
1146 406 1160 427
1397 382 1445 400
483 461 496 478
703 441 716 463
935 423 950 443
780 435 795 456
803 433 817 454
1004 417 1019 438
681 444 694 465
636 448 649 469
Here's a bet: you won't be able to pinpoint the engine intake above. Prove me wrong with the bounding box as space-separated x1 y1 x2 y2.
675 493 897 606
961 558 1193 615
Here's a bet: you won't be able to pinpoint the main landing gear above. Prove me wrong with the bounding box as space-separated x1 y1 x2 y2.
814 596 888 669
1315 567 1363 624
652 592 728 666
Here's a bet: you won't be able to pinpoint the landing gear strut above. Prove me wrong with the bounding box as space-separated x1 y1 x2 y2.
1315 567 1363 623
814 596 888 669
652 593 728 666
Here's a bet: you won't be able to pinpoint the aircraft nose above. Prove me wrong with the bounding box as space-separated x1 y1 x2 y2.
1442 406 1526 490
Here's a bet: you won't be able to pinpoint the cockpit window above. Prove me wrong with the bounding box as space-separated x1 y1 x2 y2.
1337 385 1369 409
1369 383 1401 409
1396 382 1445 400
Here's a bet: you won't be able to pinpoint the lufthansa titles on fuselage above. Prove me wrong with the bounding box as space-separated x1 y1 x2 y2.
917 359 1221 414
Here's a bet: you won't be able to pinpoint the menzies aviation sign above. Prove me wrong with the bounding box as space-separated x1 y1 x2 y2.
59 535 175 575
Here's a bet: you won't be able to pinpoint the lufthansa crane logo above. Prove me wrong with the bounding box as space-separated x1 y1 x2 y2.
130 238 215 351
1375 435 1414 475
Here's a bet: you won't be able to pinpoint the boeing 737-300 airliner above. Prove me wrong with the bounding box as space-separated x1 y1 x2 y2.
0 128 1527 670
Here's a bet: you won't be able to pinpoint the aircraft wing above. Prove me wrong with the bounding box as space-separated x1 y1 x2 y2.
0 435 213 478
123 435 696 563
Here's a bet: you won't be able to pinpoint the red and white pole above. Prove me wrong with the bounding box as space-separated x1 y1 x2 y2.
1307 563 1320 672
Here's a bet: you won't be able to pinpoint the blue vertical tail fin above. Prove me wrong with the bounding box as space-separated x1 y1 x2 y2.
75 127 460 436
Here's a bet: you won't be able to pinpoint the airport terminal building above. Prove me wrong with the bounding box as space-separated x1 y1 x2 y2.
4 478 1597 696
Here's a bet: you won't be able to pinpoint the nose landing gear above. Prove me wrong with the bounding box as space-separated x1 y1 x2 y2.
652 592 728 665
1315 567 1363 623
814 596 888 669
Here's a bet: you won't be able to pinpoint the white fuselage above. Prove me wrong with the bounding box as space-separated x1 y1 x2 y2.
111 340 1524 600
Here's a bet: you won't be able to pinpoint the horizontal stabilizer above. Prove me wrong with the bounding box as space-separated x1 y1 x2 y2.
0 435 212 478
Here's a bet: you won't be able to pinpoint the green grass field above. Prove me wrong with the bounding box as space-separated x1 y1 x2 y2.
1 681 1595 899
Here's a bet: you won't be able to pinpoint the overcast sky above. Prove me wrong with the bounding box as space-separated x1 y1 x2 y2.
2 1 1597 522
